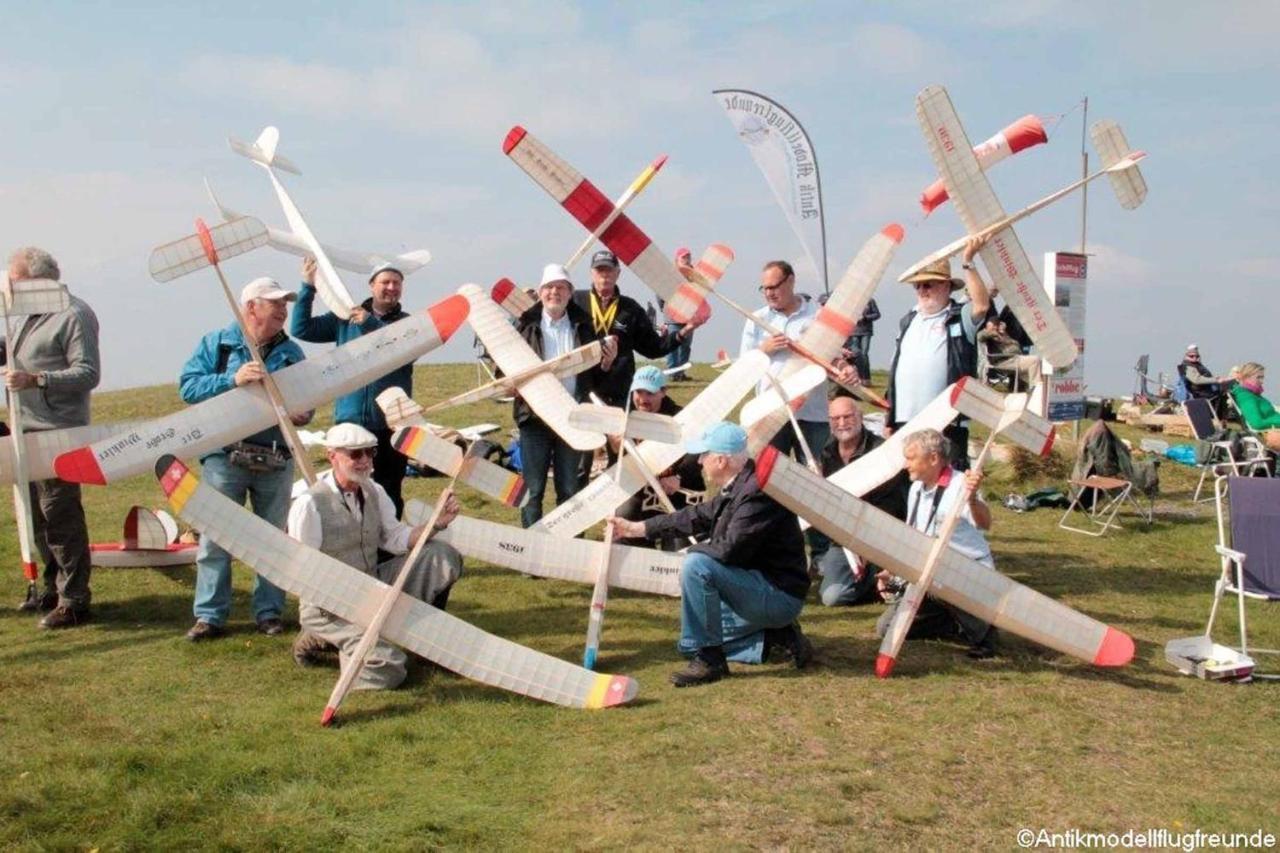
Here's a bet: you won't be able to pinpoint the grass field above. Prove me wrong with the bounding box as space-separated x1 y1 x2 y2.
1 364 1277 850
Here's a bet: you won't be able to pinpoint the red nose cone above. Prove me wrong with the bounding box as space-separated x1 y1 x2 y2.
502 126 528 155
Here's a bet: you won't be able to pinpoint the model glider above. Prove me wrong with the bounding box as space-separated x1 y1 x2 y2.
3 277 70 593
565 154 667 269
448 283 603 451
581 393 633 670
90 505 196 569
150 217 321 484
156 455 636 709
204 178 431 279
0 420 146 485
230 126 358 319
914 86 1093 369
55 294 468 485
756 448 1134 668
423 341 601 415
919 115 1048 216
711 349 733 370
568 403 681 445
533 349 771 538
503 126 712 326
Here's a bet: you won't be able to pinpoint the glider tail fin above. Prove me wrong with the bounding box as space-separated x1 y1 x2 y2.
1090 120 1146 210
203 177 242 222
228 126 302 175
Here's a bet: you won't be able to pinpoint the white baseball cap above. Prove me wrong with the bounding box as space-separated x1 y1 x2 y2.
240 277 297 305
540 263 572 288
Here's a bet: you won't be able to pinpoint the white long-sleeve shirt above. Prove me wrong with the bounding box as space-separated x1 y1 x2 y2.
287 469 417 555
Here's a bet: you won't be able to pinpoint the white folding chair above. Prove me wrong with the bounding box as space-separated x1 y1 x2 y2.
1184 398 1269 502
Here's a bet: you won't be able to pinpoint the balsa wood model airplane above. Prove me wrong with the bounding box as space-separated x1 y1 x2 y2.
90 505 196 569
204 178 431 280
54 293 469 485
918 114 1048 216
229 126 359 319
156 455 637 710
755 448 1134 670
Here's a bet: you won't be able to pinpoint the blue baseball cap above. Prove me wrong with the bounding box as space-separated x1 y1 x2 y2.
631 365 667 394
686 421 747 455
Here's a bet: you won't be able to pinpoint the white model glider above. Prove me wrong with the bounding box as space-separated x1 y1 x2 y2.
3 277 70 592
919 114 1048 216
229 126 358 319
568 403 682 445
156 455 637 709
503 126 712 326
204 178 431 279
90 505 196 569
755 448 1135 669
0 420 145 485
914 86 1110 370
54 294 469 485
533 349 772 538
150 217 321 484
565 154 667 269
450 283 603 451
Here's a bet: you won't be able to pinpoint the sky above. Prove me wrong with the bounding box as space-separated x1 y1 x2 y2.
1 1 1277 397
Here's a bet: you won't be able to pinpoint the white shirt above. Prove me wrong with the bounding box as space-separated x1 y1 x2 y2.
892 302 978 424
540 309 577 394
907 469 993 568
287 469 417 555
738 296 828 423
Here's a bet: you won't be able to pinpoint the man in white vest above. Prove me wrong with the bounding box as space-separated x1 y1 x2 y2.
287 423 463 689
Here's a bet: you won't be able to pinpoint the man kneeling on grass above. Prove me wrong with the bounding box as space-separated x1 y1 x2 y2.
287 423 463 690
874 428 998 660
608 422 812 687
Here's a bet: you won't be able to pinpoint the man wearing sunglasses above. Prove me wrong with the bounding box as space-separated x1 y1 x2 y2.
884 236 991 470
287 422 463 687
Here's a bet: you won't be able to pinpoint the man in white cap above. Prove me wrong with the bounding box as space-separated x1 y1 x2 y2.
179 276 313 641
885 236 991 469
1177 343 1233 416
287 422 464 687
291 258 415 515
514 263 616 528
608 421 812 687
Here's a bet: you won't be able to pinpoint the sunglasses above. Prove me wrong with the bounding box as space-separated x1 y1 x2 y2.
339 447 378 460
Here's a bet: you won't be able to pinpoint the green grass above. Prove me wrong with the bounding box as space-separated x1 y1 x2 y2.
1 364 1277 850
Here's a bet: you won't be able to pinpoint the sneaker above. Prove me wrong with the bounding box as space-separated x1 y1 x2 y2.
669 649 729 688
186 620 226 642
38 605 89 630
765 622 815 670
292 632 338 667
256 617 286 636
19 588 57 613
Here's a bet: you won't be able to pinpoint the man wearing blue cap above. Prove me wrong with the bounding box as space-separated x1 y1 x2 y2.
608 421 812 686
613 366 704 550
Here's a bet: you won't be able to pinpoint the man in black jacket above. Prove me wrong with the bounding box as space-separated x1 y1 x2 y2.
608 422 811 687
574 250 697 408
516 264 616 528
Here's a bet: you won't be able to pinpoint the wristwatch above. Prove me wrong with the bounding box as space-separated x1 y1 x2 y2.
35 373 47 389
962 263 974 271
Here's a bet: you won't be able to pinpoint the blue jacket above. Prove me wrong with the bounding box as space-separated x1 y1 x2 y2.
179 322 306 455
289 283 413 432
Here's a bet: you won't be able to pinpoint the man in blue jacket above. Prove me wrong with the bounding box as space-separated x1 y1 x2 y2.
180 277 312 641
291 258 414 514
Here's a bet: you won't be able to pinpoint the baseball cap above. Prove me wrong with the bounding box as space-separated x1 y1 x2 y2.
540 263 572 288
369 262 403 282
591 250 619 269
685 421 747 455
240 277 297 304
321 422 378 450
631 365 667 394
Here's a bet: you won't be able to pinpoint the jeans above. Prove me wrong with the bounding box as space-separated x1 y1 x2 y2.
678 552 805 664
816 546 877 607
518 419 586 528
193 453 293 625
665 322 692 374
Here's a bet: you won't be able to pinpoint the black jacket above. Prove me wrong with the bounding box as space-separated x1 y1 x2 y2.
854 299 880 336
511 299 599 427
644 459 809 599
819 431 909 521
573 286 679 407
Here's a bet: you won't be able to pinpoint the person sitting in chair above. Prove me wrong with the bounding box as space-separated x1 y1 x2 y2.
1229 362 1280 452
977 316 1040 391
1179 344 1233 416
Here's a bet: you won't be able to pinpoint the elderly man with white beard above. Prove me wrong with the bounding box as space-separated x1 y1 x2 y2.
287 423 464 690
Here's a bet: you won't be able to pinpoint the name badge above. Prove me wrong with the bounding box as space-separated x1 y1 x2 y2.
948 324 961 338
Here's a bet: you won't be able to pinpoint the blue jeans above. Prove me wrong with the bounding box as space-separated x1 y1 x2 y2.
519 419 585 528
192 453 292 625
666 322 692 373
816 546 877 607
678 552 805 664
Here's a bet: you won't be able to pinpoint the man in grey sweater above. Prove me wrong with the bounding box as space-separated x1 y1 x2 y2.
5 247 101 628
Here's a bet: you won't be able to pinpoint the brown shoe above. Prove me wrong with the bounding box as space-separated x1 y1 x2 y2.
19 588 57 613
39 605 90 630
670 649 729 688
256 617 285 636
186 620 226 642
292 632 338 667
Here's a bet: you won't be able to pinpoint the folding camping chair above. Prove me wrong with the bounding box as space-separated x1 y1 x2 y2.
1059 420 1156 536
1203 475 1280 677
1059 475 1152 536
1184 397 1270 502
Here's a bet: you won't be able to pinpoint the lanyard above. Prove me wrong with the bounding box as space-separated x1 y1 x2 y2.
908 470 952 535
589 291 619 336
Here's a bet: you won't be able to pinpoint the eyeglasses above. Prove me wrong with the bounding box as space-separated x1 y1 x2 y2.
830 414 861 422
340 447 377 460
759 278 791 293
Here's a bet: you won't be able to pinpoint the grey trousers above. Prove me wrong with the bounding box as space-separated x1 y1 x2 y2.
30 478 92 609
300 541 463 691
